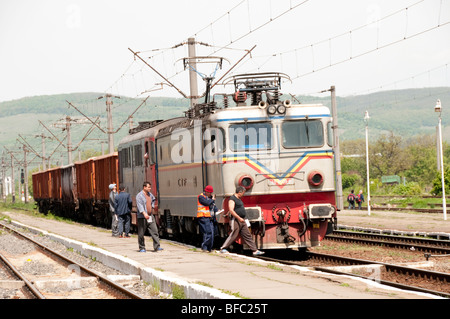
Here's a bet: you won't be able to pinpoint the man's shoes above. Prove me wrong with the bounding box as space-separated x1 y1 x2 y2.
252 250 265 256
124 235 131 238
220 249 229 254
155 247 164 252
119 235 123 238
139 249 146 252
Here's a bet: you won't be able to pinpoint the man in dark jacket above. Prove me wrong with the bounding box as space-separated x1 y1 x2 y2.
347 190 356 210
115 185 132 238
197 185 218 252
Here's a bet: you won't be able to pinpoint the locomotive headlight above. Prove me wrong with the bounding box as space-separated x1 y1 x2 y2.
238 175 254 190
307 170 324 187
267 104 277 115
277 104 286 115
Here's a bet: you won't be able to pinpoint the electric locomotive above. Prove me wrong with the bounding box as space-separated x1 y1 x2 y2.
118 72 337 250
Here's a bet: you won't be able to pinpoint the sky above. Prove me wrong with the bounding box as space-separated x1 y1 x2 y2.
0 0 449 103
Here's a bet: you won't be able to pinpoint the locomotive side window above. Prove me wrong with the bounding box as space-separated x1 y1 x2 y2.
282 120 324 148
149 141 156 164
119 148 130 168
209 128 225 154
134 144 143 166
118 147 130 184
229 123 272 151
327 121 334 147
144 142 149 167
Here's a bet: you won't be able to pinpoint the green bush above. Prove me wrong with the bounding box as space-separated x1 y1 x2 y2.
342 173 360 189
391 182 422 195
431 168 450 196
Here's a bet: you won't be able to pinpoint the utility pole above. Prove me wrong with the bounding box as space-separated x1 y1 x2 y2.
23 145 28 203
435 99 447 221
35 133 52 170
1 156 5 202
322 86 343 211
3 146 20 203
188 37 199 111
66 116 73 165
49 116 93 165
129 116 134 130
106 94 115 154
10 153 15 203
365 111 371 216
41 134 46 170
68 94 120 155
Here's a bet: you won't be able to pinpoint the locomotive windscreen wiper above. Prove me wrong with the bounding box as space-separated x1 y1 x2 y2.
305 115 310 144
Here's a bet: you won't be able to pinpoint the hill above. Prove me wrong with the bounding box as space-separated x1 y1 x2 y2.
294 87 450 141
0 87 449 165
0 93 189 159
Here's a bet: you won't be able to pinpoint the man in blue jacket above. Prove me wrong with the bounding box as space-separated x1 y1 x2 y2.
114 185 132 238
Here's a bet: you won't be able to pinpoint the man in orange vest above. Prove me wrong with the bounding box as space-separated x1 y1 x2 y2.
197 185 217 252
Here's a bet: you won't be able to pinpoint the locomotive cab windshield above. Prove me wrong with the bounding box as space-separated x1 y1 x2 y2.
229 122 272 151
282 119 324 148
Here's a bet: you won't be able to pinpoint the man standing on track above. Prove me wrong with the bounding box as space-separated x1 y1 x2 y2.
220 186 264 256
136 182 163 252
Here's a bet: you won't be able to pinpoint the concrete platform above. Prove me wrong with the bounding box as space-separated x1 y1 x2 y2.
0 210 442 300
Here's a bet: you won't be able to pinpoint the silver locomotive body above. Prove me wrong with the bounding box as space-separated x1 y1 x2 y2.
118 72 337 249
118 100 336 249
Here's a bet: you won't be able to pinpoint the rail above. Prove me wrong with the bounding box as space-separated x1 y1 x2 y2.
258 251 450 298
0 223 143 299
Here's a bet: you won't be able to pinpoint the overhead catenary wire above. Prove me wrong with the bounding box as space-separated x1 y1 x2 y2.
99 0 449 109
200 0 310 56
254 0 425 59
289 20 450 81
235 0 441 79
349 62 450 96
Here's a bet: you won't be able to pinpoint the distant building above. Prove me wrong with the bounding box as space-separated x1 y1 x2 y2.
381 175 401 185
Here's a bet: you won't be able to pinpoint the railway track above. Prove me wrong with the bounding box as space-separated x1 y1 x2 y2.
259 251 450 298
361 206 446 214
0 251 45 299
0 223 144 299
327 230 450 255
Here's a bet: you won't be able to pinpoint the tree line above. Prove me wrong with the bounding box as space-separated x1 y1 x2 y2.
341 132 448 196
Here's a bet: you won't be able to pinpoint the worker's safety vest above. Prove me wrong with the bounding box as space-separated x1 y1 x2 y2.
197 193 211 218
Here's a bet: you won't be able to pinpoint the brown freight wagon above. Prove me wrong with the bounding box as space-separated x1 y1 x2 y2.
61 164 77 219
74 158 95 222
32 153 119 227
32 170 51 214
47 167 62 215
92 152 118 226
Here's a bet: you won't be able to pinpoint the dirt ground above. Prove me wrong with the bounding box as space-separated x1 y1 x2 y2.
337 209 450 234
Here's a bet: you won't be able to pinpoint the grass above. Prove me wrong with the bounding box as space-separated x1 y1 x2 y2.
0 200 37 213
382 196 443 208
0 200 82 225
171 284 186 299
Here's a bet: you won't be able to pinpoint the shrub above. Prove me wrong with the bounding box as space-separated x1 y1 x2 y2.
342 173 360 189
391 182 422 195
